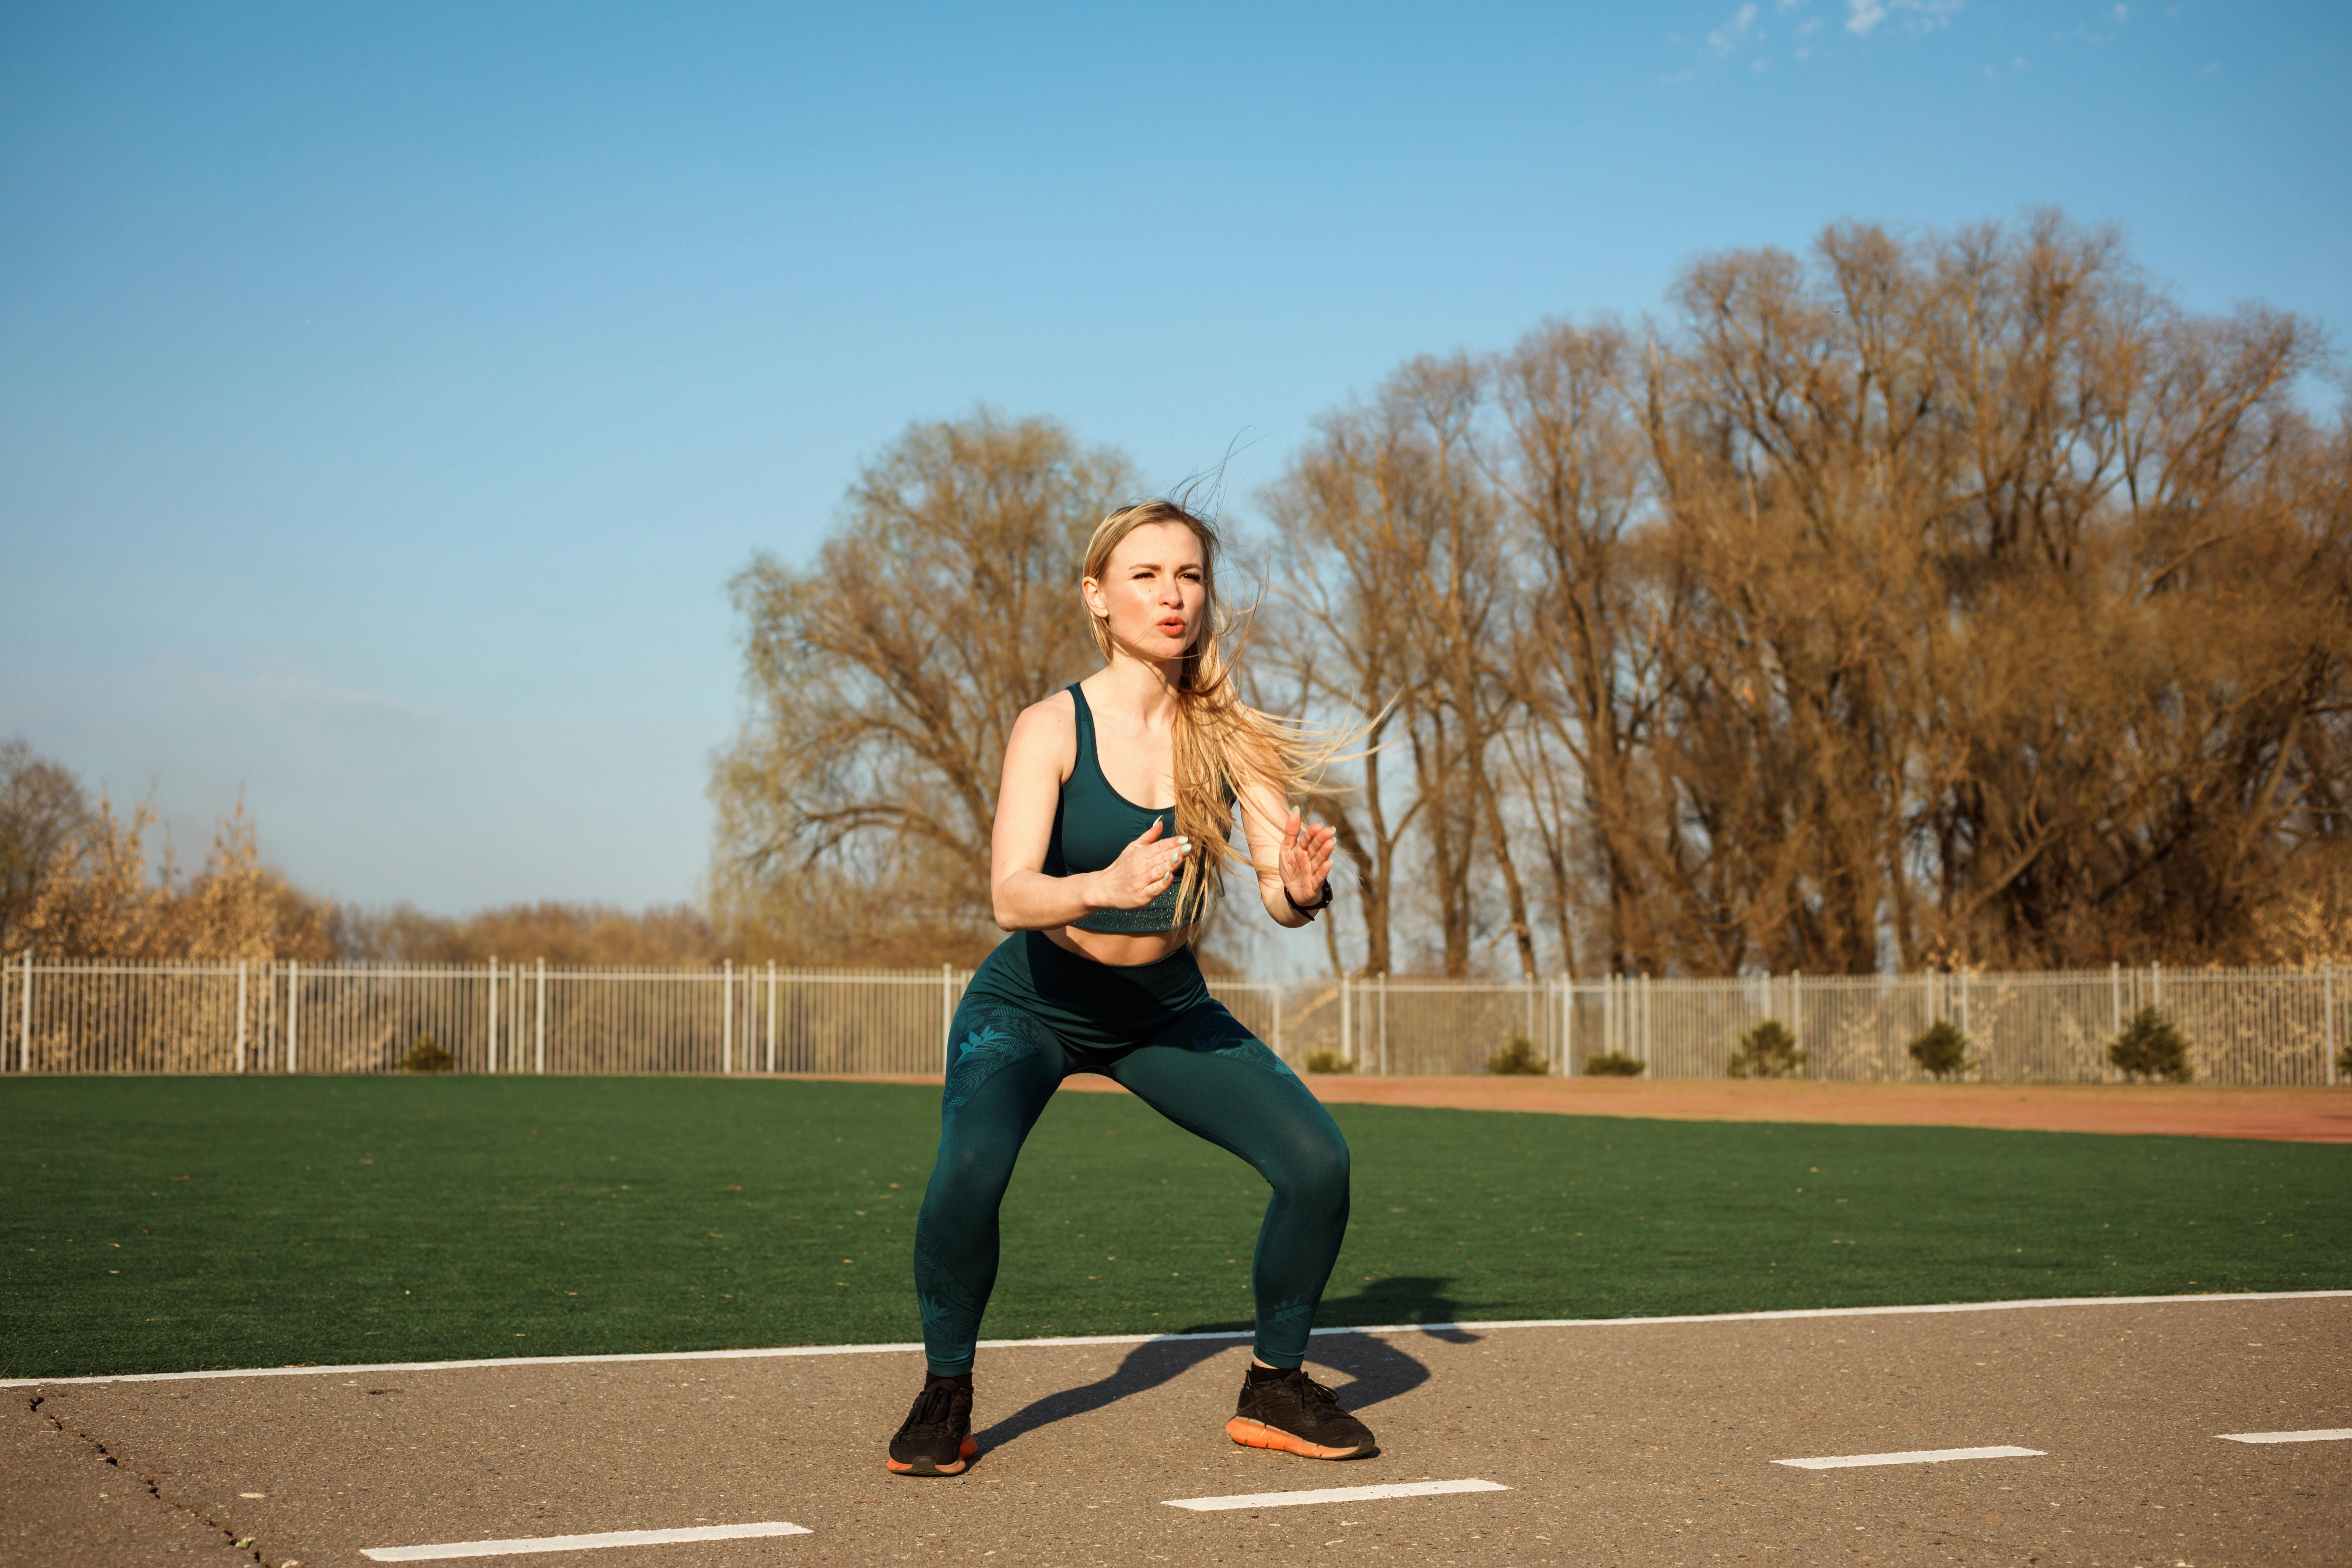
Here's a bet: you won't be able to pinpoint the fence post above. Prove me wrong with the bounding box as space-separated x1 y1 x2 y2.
1560 975 1572 1074
2152 961 2162 1012
766 960 777 1073
2325 958 2336 1089
1377 972 1388 1075
236 960 247 1074
286 959 299 1073
535 958 547 1075
926 964 945 1072
1790 972 1800 1077
721 958 734 1075
18 947 30 1074
487 958 499 1074
1273 982 1284 1062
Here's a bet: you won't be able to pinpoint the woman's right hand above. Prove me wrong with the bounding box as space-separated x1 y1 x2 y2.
1090 819 1190 911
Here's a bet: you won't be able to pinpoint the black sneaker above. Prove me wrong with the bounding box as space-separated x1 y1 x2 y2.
1226 1367 1378 1460
886 1374 976 1476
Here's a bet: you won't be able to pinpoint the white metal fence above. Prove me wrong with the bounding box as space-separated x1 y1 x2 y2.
1 954 2343 1086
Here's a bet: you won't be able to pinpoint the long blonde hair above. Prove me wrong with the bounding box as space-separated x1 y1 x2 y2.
1082 499 1332 922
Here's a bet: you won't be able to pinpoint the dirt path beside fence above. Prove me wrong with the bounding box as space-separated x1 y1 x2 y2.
804 1070 2352 1142
1044 1073 2351 1142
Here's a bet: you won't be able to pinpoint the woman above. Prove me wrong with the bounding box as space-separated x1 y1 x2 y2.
886 499 1373 1476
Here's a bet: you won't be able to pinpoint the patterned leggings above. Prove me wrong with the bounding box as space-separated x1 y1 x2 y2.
912 990 1352 1377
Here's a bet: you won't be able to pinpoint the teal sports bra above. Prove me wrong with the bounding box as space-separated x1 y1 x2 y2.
1045 683 1193 933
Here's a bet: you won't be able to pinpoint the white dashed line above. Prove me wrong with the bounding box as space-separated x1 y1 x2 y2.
359 1521 812 1560
1164 1478 1509 1511
2218 1429 2352 1444
1774 1445 2044 1470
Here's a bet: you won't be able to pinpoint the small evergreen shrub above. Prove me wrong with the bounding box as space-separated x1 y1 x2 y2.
399 1031 454 1073
1582 1050 1646 1077
1907 1018 1973 1080
1487 1034 1550 1076
2108 1004 2192 1082
1303 1048 1356 1074
2337 1037 2352 1082
1727 1019 1806 1079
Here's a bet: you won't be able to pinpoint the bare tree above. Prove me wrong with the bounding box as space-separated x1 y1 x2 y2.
0 737 89 950
711 410 1135 960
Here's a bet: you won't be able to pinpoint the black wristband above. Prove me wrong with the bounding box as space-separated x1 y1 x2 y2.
1284 879 1333 914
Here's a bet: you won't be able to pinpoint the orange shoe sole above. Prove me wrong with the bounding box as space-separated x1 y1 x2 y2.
1225 1416 1369 1460
886 1436 978 1476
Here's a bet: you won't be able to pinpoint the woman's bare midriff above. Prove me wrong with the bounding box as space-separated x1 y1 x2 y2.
1044 924 1197 967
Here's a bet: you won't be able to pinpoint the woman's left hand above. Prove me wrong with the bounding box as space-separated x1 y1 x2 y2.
1279 810 1336 910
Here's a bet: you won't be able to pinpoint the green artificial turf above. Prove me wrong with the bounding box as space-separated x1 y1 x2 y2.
2 1076 2345 1379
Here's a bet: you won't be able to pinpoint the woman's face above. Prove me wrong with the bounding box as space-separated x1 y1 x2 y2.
1087 522 1206 662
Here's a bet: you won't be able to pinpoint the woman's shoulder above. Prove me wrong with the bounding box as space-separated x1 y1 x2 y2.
1004 688 1080 768
1012 686 1078 732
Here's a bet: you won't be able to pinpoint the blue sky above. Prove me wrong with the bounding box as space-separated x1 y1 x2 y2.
3 1 2346 915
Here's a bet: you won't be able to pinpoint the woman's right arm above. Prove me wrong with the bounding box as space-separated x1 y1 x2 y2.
989 695 1190 931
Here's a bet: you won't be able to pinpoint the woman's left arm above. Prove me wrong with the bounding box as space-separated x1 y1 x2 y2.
1232 761 1335 930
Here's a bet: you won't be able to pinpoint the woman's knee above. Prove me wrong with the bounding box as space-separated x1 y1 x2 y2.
1273 1126 1351 1212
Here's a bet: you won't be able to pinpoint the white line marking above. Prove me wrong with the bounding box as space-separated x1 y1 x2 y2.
359 1521 812 1560
1164 1479 1510 1511
8 1289 2343 1387
1775 1445 2044 1470
2218 1428 2352 1445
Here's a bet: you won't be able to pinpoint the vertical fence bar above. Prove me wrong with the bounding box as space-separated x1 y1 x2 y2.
721 959 734 1075
286 959 299 1073
1959 968 1971 1064
535 958 546 1075
19 948 31 1073
939 962 954 1069
1339 976 1352 1067
766 961 777 1073
1560 975 1572 1074
236 960 248 1074
1377 972 1388 1075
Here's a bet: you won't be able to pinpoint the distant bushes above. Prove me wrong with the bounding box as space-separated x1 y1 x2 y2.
1727 1020 1805 1079
398 1032 455 1073
1303 1048 1354 1074
1486 1034 1549 1075
1582 1050 1645 1077
2109 1005 2193 1082
1907 1018 1973 1080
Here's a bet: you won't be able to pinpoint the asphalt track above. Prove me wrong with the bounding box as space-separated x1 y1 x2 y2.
8 1294 2347 1568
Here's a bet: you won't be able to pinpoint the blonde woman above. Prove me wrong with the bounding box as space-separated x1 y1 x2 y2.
886 499 1373 1475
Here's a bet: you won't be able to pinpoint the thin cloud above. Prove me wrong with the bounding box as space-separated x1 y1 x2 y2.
1710 2 1760 56
1847 0 1963 35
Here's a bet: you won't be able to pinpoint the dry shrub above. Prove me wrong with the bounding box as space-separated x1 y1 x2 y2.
19 797 331 962
1486 1034 1550 1075
342 901 724 967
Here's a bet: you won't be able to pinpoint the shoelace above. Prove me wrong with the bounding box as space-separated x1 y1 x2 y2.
1258 1370 1345 1421
904 1382 960 1435
1294 1375 1346 1418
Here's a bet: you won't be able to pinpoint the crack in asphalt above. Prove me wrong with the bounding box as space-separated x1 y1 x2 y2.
27 1393 269 1566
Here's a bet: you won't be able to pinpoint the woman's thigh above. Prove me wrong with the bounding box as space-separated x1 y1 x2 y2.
1104 1003 1349 1185
933 999 1072 1175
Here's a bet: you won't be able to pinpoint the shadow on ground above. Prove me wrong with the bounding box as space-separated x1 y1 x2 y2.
972 1275 1473 1457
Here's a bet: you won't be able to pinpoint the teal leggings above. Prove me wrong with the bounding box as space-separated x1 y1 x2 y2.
913 933 1352 1377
